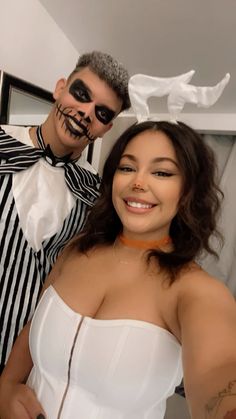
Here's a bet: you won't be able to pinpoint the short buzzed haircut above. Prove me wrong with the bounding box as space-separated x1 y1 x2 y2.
70 51 130 112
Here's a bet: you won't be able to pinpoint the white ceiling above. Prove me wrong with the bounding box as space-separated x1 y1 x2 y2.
39 0 236 115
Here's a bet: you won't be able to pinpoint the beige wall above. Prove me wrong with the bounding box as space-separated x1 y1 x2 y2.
97 115 136 175
0 0 78 91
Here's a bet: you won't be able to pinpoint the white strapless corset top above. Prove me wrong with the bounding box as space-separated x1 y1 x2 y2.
28 286 183 419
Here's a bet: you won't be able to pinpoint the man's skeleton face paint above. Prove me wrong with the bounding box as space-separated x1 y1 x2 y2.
55 78 116 143
55 103 96 143
69 80 116 125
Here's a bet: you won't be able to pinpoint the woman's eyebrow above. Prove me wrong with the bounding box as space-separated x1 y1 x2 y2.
121 154 179 167
120 154 136 162
152 157 179 167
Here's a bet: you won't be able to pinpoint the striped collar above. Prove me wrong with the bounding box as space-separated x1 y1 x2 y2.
0 126 101 206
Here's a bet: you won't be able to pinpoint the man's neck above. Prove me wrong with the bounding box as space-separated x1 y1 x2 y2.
29 121 81 160
28 126 39 148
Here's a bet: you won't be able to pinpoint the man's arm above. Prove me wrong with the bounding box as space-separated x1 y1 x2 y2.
179 272 236 419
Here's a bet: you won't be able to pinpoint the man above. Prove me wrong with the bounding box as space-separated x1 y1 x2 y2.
0 51 130 373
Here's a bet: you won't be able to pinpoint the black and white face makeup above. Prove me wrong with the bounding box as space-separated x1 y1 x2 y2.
52 67 123 156
53 68 122 146
69 79 116 125
55 102 96 143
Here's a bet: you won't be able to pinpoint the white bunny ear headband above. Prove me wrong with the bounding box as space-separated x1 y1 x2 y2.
128 70 230 123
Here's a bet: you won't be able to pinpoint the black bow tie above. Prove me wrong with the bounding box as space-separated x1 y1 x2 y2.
0 126 100 206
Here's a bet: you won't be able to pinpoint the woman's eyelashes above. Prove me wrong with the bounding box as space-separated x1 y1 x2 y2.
152 171 173 177
117 165 135 173
117 165 174 177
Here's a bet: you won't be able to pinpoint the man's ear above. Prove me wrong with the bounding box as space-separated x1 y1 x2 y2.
53 78 67 101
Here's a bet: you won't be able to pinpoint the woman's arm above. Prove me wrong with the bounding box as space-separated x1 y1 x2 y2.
0 322 45 419
178 271 236 419
0 249 69 419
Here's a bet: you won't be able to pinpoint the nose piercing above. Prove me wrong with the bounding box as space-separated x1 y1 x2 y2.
133 182 143 190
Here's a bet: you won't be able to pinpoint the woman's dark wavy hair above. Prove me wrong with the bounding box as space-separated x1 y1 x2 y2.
72 120 223 283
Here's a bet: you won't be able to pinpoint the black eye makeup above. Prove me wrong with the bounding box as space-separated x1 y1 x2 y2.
117 164 135 172
69 78 116 125
95 106 115 125
69 79 91 103
152 171 173 177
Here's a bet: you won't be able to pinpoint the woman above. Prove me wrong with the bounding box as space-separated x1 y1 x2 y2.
1 121 236 419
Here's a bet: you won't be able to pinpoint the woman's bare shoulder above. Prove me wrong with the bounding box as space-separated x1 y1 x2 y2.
177 262 231 298
175 262 236 325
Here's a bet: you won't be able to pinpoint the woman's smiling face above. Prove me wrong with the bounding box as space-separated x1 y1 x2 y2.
112 129 183 241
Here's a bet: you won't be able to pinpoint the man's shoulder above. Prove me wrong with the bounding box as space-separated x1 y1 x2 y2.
75 153 99 176
76 160 97 175
0 125 33 146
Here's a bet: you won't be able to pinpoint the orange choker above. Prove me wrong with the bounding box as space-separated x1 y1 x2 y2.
118 234 172 250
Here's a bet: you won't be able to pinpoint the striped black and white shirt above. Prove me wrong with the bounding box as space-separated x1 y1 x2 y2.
0 125 100 372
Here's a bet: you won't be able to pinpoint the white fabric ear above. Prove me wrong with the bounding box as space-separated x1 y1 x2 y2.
128 70 195 122
128 71 230 123
167 73 230 121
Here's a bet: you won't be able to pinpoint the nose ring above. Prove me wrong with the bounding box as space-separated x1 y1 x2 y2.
133 182 143 190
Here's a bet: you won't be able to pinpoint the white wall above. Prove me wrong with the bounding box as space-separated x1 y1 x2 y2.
96 115 136 175
0 0 78 91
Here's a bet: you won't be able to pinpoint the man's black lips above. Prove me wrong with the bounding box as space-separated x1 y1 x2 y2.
56 104 95 142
